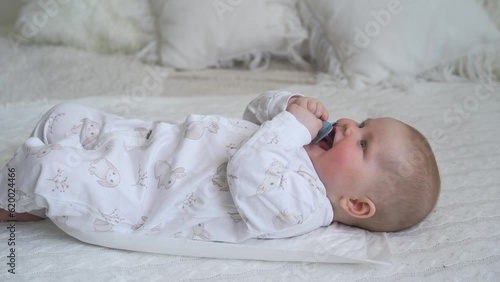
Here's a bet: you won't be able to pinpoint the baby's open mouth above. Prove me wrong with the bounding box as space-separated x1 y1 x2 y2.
323 127 335 150
328 127 335 147
313 121 337 151
318 127 335 150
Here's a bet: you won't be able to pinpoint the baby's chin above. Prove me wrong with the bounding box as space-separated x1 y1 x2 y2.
304 142 327 159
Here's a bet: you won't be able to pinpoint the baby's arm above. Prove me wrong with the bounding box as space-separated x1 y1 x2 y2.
286 96 329 140
227 111 333 238
244 91 329 141
242 90 302 125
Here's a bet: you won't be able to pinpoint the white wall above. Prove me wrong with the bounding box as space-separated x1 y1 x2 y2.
0 0 24 25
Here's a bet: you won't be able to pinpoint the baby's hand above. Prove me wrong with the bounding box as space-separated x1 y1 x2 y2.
286 104 322 140
287 96 329 121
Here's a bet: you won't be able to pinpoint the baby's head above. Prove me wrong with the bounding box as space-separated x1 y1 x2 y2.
305 117 440 232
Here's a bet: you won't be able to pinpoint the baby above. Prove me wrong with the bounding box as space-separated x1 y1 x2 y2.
0 91 440 242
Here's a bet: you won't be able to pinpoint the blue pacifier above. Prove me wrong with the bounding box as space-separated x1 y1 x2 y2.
312 121 337 145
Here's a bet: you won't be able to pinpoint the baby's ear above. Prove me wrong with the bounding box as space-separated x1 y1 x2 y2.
339 197 376 219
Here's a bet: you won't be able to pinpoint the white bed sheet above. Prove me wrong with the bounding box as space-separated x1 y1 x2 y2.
1 33 500 281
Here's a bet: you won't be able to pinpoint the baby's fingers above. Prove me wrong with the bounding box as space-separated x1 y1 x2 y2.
288 96 329 121
308 101 329 121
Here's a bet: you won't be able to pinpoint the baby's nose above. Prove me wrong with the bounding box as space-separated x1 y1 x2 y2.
344 124 353 137
336 119 357 137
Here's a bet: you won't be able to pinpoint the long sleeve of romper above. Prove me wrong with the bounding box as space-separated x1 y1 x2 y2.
227 91 333 239
242 90 302 125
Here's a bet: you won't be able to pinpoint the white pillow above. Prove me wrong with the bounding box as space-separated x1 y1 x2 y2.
13 0 154 54
476 0 500 31
150 0 308 70
299 0 500 87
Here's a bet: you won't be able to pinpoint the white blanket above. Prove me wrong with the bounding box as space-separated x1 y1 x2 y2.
1 32 499 281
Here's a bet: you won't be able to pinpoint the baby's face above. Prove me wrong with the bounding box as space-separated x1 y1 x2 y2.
304 117 408 208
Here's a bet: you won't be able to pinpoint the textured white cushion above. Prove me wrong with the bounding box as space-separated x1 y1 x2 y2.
150 0 307 70
476 0 500 31
300 0 500 87
12 0 154 54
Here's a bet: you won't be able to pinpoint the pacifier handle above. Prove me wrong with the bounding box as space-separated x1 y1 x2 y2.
312 121 337 144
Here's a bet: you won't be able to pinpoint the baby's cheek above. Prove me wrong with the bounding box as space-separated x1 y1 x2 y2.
330 144 354 166
333 147 365 179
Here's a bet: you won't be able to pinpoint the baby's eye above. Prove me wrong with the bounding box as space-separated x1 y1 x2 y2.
358 122 365 128
360 140 367 150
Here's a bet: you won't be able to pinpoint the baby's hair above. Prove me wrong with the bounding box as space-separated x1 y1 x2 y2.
355 121 440 232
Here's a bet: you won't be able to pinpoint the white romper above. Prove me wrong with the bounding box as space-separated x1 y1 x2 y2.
0 91 333 243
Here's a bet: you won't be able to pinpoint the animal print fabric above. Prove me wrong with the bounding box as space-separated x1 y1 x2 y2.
0 91 333 242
